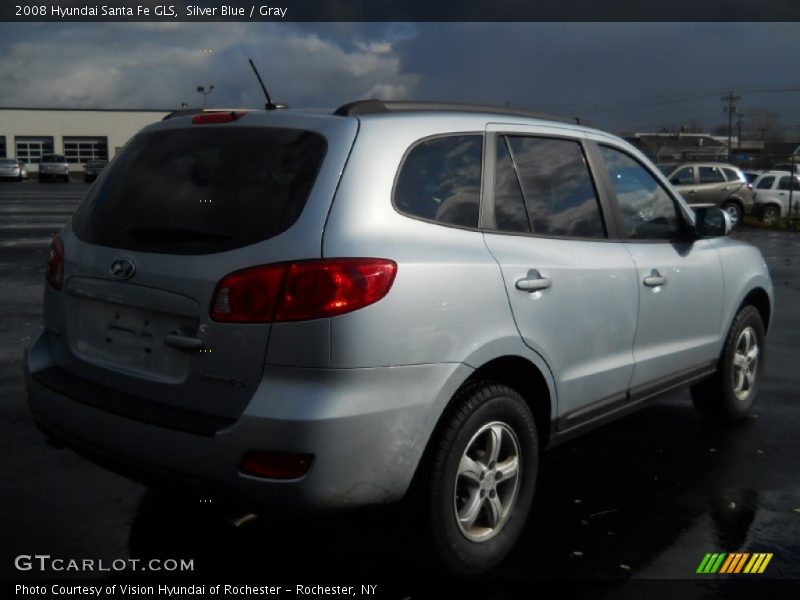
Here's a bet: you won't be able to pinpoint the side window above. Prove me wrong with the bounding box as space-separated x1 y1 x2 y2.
670 167 694 185
493 137 530 233
698 166 726 184
502 136 606 238
722 167 743 182
599 145 681 240
777 176 800 191
394 135 482 228
756 176 775 190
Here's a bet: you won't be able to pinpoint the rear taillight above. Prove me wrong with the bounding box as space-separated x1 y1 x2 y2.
45 236 64 290
192 111 247 124
210 258 397 323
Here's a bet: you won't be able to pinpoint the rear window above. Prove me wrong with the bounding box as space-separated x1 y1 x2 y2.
72 127 327 254
41 155 66 163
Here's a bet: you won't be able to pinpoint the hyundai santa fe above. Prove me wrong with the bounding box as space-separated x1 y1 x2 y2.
24 100 773 574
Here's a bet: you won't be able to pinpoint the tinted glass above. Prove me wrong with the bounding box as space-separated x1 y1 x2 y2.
506 136 605 238
493 138 530 233
778 176 800 191
394 135 482 228
756 176 775 190
72 127 327 254
600 146 680 240
698 166 725 184
41 155 66 163
722 167 743 182
671 167 694 185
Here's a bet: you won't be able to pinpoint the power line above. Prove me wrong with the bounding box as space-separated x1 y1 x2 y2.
536 84 800 114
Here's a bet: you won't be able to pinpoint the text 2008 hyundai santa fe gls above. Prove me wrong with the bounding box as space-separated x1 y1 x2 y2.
24 100 773 573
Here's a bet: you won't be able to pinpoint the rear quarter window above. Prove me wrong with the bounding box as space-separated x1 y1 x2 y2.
393 135 483 228
71 126 327 254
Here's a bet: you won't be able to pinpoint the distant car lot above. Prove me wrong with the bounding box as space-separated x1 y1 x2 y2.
0 183 798 589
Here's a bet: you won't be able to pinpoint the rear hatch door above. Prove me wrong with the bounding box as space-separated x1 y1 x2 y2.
45 112 358 422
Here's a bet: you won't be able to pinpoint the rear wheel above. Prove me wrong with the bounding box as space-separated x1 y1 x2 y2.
427 382 538 574
691 305 765 421
761 205 779 226
721 201 742 226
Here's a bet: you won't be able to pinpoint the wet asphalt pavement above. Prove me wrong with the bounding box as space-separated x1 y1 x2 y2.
1 181 798 597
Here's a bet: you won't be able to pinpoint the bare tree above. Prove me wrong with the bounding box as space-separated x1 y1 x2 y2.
745 108 784 142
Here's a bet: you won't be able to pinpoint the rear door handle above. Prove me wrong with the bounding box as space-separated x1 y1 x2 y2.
516 270 552 292
687 189 697 194
643 269 667 287
164 333 204 351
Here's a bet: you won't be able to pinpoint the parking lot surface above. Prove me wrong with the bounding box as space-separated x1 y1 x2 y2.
1 182 798 594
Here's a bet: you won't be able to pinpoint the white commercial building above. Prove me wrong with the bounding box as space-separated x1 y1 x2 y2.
0 107 171 172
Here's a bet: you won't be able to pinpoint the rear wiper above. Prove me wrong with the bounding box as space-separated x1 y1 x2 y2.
126 226 232 242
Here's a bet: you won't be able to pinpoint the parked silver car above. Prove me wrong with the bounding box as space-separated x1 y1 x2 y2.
39 154 70 182
666 162 754 225
25 102 773 574
752 170 800 225
0 158 28 181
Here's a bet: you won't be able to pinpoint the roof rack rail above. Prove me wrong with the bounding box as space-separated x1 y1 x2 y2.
333 99 583 125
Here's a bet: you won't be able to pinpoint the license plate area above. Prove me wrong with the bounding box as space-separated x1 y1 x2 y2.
69 297 196 383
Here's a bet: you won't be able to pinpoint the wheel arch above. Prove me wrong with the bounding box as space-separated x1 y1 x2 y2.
739 287 772 333
405 352 555 502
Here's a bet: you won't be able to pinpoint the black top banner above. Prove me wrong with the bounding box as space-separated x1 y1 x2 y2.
3 0 800 22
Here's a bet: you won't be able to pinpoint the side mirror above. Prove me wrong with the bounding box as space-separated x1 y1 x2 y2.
694 206 733 237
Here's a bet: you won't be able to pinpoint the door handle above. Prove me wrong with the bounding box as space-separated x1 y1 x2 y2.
687 189 697 194
643 269 667 287
516 270 552 292
164 333 204 351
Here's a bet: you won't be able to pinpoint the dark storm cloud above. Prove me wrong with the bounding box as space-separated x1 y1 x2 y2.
0 22 797 132
397 23 800 131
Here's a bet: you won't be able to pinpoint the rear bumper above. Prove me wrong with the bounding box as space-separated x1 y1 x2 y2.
25 329 469 509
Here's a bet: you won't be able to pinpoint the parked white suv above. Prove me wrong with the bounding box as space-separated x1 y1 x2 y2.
25 101 773 573
752 170 800 225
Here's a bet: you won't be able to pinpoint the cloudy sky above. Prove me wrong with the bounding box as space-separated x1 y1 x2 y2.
0 21 799 134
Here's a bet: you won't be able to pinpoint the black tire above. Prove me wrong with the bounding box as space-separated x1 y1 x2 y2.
691 306 765 421
427 382 538 575
721 201 742 227
761 205 779 226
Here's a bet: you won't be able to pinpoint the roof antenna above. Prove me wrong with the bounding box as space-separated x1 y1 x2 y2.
248 58 278 110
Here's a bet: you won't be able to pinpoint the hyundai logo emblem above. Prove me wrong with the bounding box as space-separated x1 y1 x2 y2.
110 258 136 281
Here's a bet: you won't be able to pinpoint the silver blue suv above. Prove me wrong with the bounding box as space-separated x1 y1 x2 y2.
24 101 773 574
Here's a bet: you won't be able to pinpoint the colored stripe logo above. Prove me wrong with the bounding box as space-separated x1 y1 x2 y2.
697 552 773 574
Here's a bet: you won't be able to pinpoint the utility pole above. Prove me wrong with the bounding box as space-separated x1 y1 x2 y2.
736 111 744 152
722 92 740 162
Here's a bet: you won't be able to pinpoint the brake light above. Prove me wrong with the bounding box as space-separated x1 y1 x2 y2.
45 236 64 290
192 111 247 124
210 258 397 323
241 451 313 479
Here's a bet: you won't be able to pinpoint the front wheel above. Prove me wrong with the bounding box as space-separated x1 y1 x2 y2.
691 306 765 421
427 382 538 574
